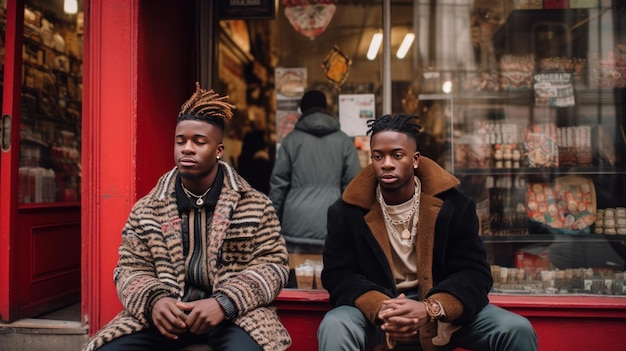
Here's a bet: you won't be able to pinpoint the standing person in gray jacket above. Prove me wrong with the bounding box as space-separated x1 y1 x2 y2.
270 90 362 254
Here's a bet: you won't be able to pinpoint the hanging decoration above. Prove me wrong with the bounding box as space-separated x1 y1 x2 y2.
322 45 352 90
282 0 339 40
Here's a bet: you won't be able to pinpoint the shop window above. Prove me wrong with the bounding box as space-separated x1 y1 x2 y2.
215 1 626 294
19 0 83 203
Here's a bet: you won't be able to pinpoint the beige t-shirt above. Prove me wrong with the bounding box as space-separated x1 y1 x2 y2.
382 195 419 291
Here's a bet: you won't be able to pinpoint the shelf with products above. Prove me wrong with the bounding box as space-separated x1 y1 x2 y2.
18 5 83 204
420 96 626 296
479 233 626 244
415 6 626 295
454 165 626 176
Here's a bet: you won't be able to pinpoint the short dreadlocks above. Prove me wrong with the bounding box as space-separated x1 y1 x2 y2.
367 114 422 147
177 82 236 131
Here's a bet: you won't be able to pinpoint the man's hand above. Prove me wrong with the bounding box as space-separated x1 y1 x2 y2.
378 293 428 342
151 297 188 339
176 298 226 335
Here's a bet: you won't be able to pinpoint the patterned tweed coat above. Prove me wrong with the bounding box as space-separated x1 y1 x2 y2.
83 161 291 351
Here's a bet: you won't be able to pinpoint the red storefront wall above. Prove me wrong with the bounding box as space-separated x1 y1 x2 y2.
83 1 626 350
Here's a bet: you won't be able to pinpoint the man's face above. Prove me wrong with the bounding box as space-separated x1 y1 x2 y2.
174 120 224 183
370 130 419 204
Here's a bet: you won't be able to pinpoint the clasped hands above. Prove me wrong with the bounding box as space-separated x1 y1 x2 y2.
151 297 225 339
378 293 430 343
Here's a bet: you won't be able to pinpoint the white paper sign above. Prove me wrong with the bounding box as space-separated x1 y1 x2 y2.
338 94 375 137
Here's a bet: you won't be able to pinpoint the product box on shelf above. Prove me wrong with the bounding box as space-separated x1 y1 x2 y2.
499 54 535 91
514 248 551 278
533 72 575 107
526 175 596 234
557 125 592 166
489 184 529 236
524 122 559 167
538 57 585 81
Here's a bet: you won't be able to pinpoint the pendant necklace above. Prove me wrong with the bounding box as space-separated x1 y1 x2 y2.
378 178 421 247
181 183 211 206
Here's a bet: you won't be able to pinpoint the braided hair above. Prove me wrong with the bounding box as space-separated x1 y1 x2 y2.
367 114 422 147
177 82 236 131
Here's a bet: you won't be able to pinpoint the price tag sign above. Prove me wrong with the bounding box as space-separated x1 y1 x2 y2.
533 72 575 107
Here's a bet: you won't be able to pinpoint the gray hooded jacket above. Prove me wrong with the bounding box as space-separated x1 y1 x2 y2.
269 109 362 248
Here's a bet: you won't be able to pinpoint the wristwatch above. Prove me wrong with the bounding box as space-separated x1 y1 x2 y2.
423 298 445 322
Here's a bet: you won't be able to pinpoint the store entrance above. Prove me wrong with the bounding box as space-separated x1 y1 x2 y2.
0 0 83 322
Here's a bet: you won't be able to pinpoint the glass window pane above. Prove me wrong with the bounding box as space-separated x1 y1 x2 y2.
215 1 626 294
414 1 626 295
20 1 83 203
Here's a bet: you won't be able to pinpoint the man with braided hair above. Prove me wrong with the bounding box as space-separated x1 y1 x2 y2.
318 114 537 351
84 83 291 351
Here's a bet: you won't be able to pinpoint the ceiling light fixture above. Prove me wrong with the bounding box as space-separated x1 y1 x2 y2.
367 33 383 61
396 33 415 59
64 0 78 14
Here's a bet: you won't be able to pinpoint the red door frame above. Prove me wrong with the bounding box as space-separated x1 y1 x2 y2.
82 0 139 329
0 0 25 322
82 0 195 331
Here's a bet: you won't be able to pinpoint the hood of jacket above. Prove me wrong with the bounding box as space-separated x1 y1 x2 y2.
295 110 340 137
342 156 460 209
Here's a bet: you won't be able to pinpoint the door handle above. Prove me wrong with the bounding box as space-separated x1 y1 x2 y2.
2 114 11 152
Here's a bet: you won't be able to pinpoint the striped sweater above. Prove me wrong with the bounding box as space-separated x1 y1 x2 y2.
83 161 291 351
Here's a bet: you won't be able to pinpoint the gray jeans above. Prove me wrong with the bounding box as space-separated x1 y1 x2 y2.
317 304 537 351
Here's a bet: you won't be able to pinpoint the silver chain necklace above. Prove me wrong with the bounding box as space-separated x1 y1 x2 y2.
378 178 421 247
181 182 211 206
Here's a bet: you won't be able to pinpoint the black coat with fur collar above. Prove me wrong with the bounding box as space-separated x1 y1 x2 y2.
322 157 492 350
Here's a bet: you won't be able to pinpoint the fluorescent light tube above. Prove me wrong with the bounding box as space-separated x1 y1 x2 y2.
396 33 415 59
367 33 383 61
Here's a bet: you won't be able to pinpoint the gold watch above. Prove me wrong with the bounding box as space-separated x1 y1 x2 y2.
423 298 445 322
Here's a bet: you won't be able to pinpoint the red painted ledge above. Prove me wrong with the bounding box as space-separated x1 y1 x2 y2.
278 289 626 311
275 290 626 351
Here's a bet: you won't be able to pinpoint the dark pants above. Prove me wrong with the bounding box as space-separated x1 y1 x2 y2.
96 320 262 351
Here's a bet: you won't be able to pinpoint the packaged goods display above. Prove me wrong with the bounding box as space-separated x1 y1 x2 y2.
526 176 596 234
419 5 626 295
15 4 83 203
491 264 626 295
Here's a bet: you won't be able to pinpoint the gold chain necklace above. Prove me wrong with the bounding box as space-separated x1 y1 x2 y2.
181 182 211 206
378 179 421 247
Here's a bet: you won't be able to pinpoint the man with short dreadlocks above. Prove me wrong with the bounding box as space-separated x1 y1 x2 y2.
318 114 537 351
84 83 291 351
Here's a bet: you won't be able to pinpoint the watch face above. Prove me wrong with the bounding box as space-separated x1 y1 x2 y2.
424 299 443 319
